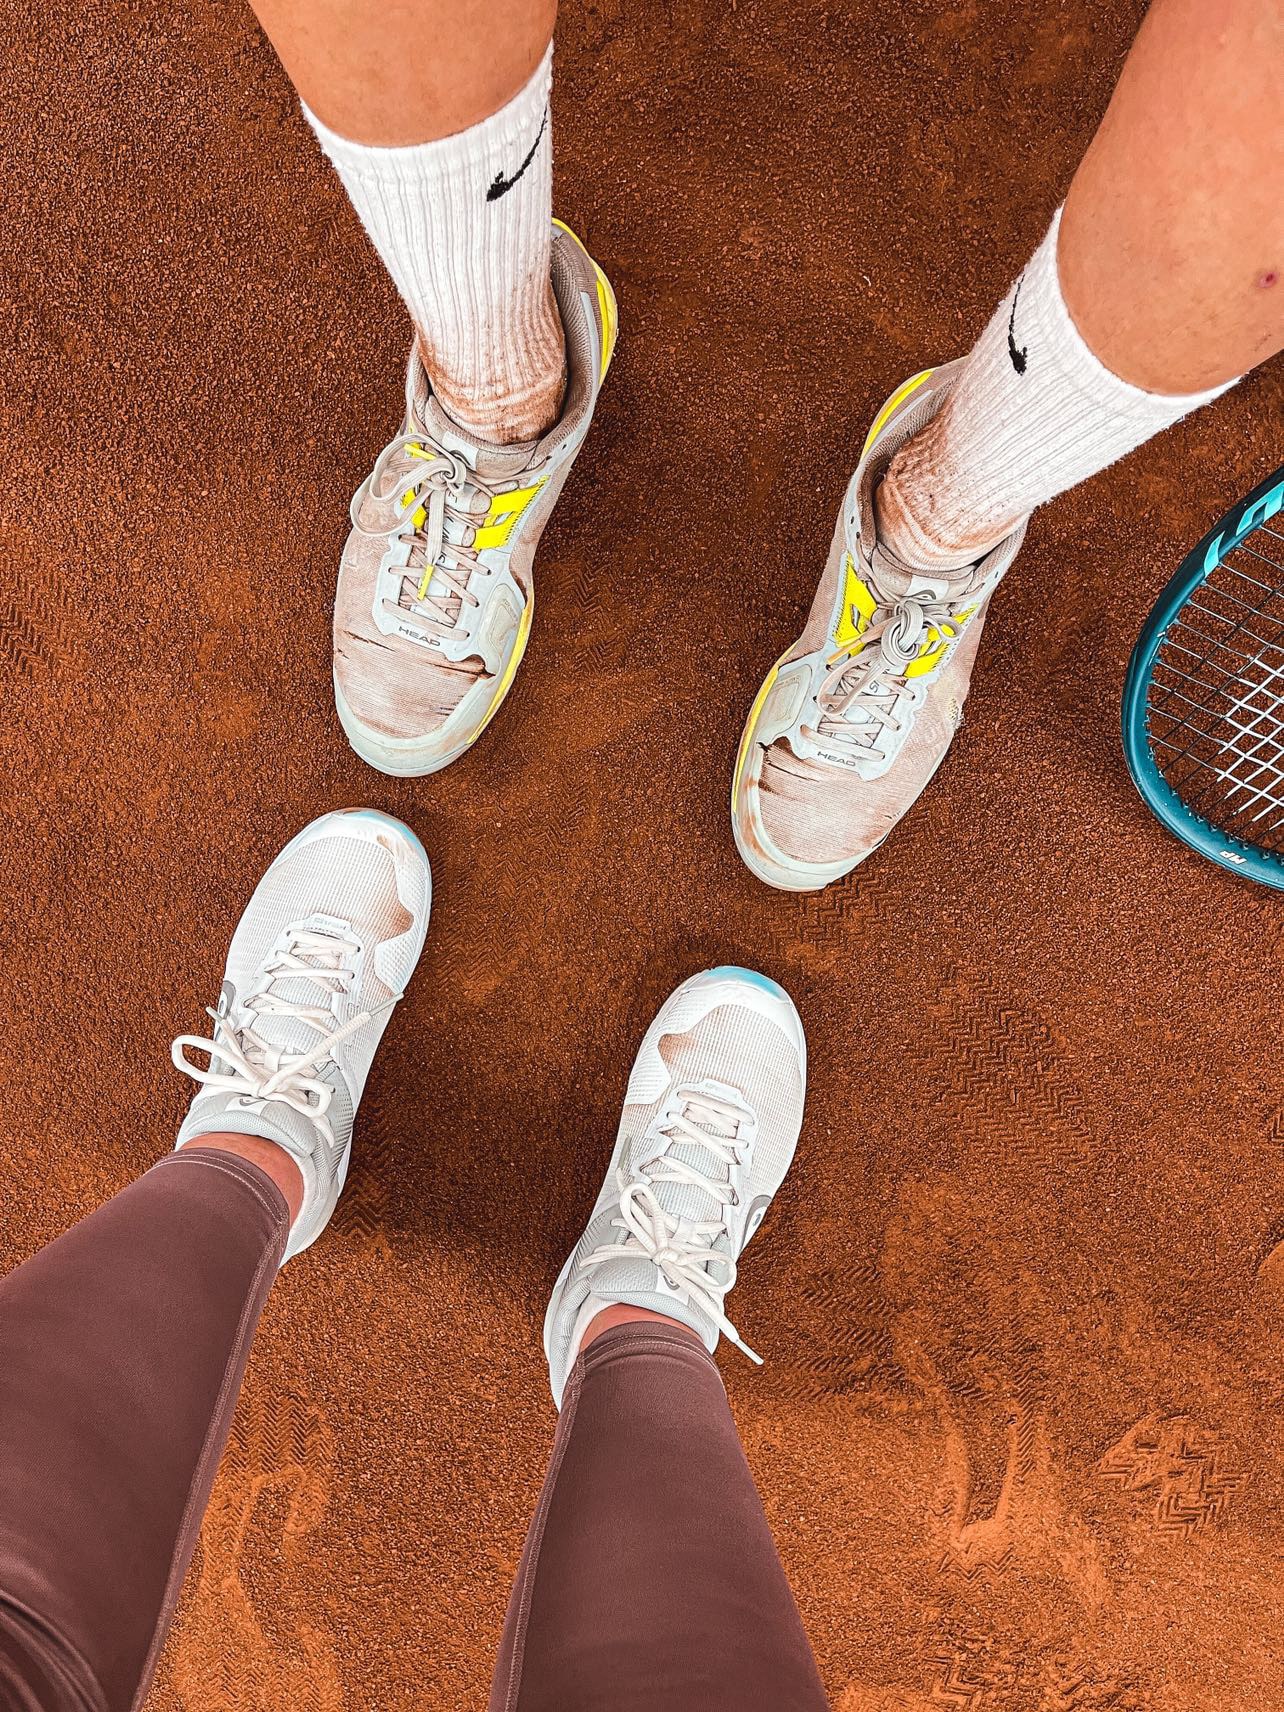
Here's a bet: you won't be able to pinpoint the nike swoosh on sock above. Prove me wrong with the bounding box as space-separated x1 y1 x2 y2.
487 109 548 202
1007 273 1029 374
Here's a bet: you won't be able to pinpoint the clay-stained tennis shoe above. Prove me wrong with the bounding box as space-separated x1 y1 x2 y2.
171 809 431 1261
543 966 806 1408
733 366 1027 891
333 222 617 776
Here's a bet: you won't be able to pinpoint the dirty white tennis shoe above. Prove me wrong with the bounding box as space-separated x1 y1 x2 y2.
733 366 1027 891
544 966 807 1407
333 221 618 776
172 809 431 1261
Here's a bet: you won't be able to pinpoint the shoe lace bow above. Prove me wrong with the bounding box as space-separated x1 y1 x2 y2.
813 576 973 761
583 1087 764 1364
171 928 391 1147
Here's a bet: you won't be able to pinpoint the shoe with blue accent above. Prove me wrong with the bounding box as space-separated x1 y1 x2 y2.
333 222 617 776
543 966 807 1407
171 809 431 1261
733 366 1027 891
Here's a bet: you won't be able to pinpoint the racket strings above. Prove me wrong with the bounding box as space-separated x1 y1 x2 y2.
1144 521 1284 849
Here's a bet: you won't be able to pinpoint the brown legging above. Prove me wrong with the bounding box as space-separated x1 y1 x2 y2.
0 1151 829 1712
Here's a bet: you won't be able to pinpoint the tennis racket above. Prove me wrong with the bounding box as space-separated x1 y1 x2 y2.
1122 462 1284 888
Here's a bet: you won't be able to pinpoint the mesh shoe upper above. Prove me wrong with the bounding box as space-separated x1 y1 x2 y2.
739 366 1026 880
757 603 991 865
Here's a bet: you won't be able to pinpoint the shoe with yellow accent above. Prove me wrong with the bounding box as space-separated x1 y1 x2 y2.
333 222 618 776
732 365 1027 891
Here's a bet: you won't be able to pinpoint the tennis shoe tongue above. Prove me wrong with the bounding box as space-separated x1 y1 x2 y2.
409 364 541 483
867 535 982 603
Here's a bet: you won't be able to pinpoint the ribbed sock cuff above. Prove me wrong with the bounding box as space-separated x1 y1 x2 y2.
302 47 563 442
878 207 1237 571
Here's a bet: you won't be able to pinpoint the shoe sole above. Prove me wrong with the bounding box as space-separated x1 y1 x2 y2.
733 724 956 892
333 599 534 778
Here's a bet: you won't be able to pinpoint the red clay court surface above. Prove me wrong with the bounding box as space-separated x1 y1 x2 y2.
4 0 1284 1707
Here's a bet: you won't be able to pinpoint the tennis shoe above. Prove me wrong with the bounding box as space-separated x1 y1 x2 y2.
543 966 806 1407
171 809 431 1261
333 222 618 776
733 366 1027 891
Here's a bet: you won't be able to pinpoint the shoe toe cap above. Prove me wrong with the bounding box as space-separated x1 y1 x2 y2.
756 741 891 868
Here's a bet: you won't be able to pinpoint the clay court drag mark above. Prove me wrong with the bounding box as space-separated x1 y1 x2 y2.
882 1176 1104 1601
0 531 66 687
168 1392 341 1712
930 967 1091 1171
330 1097 393 1259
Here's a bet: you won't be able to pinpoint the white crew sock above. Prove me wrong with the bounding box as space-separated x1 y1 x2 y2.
304 47 564 445
876 206 1236 572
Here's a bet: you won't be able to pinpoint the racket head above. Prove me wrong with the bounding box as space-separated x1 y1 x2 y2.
1122 462 1284 889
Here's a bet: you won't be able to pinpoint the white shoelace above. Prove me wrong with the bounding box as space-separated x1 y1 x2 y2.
350 432 506 639
583 1088 763 1363
172 928 390 1148
812 582 974 762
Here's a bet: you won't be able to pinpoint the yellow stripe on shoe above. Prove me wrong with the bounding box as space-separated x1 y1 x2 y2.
595 270 619 380
827 553 978 674
471 597 536 746
831 556 877 655
733 647 794 800
553 217 618 382
859 368 934 459
474 479 548 551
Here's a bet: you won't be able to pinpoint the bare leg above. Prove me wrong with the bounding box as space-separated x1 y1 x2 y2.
877 0 1284 564
1061 0 1284 392
578 1302 691 1350
249 0 557 146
